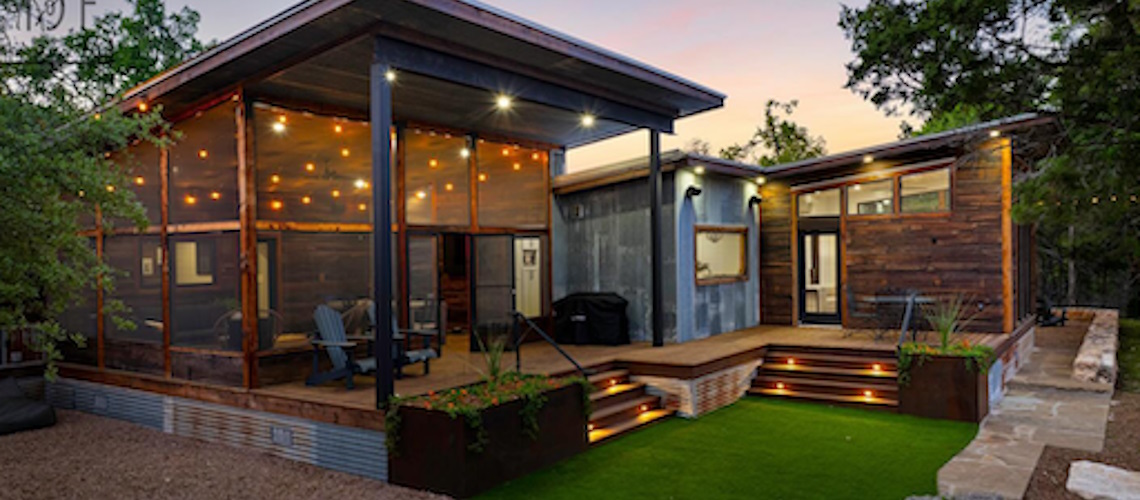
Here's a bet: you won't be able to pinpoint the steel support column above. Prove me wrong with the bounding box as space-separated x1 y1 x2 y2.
649 130 664 347
371 45 395 406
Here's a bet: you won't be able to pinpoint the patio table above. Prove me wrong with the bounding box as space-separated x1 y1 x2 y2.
860 293 935 345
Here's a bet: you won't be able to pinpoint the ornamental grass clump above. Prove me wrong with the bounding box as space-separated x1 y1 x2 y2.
897 295 994 385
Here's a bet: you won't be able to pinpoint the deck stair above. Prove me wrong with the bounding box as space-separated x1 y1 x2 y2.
585 368 673 445
748 345 900 410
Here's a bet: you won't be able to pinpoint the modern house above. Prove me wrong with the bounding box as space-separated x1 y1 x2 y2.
33 0 1056 493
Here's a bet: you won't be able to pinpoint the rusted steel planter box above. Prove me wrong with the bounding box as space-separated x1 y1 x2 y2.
898 355 989 423
389 383 587 498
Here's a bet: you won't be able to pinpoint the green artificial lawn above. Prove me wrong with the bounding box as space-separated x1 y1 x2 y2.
1117 318 1140 393
480 398 976 500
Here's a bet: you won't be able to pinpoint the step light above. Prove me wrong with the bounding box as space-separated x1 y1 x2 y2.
872 363 882 372
588 423 595 431
787 358 796 366
775 382 785 390
640 404 649 413
863 390 874 398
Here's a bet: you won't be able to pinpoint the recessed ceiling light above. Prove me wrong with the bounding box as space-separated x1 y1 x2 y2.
581 114 596 127
495 95 513 110
862 154 874 164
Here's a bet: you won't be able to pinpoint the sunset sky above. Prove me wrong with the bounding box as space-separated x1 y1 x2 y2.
60 0 907 171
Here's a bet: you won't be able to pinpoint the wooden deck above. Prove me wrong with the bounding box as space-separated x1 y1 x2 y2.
254 324 1004 411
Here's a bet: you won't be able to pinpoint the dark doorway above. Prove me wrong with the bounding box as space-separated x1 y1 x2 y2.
799 222 842 325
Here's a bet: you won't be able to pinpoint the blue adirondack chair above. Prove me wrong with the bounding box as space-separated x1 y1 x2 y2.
366 302 439 379
306 304 378 389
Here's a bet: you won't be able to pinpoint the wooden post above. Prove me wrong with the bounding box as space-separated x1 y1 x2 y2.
237 93 259 388
160 146 172 378
371 46 396 406
649 130 663 347
1000 138 1014 333
95 204 105 370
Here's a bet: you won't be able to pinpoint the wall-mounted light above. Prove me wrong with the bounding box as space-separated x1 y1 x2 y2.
749 195 763 206
694 166 706 175
685 186 703 198
755 176 767 186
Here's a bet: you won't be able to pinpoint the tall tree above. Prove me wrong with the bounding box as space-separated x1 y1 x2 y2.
720 99 828 166
840 0 1140 312
0 0 203 377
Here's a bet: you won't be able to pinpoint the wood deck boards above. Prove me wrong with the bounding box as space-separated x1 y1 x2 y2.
254 325 1004 412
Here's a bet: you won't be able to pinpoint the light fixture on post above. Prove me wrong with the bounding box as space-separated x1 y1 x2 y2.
685 185 703 198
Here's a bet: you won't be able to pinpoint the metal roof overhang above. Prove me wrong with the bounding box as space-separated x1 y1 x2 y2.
119 0 725 148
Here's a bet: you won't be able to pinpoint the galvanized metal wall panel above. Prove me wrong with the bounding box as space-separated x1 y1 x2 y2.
46 379 387 482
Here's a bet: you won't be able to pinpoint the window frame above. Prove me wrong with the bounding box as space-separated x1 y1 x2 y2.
899 166 953 214
796 187 842 218
694 225 749 286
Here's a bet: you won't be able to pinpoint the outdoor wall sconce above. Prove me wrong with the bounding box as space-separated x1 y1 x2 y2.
685 186 703 198
748 195 763 206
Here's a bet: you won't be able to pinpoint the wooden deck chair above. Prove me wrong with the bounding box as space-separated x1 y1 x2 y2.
305 304 377 390
367 302 439 379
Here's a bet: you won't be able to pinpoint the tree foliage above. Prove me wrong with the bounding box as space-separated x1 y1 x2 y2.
841 0 1140 312
720 99 827 166
0 0 203 377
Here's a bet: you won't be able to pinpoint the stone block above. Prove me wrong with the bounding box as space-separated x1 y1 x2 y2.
1066 461 1140 500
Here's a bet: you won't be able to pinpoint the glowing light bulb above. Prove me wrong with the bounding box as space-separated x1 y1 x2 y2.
277 115 287 124
385 70 396 82
694 166 706 175
581 114 596 127
341 148 350 157
185 195 197 205
272 122 286 133
198 149 208 159
501 148 510 156
787 358 796 366
105 185 116 193
415 191 426 200
209 191 221 201
270 200 283 211
305 163 315 172
301 196 311 205
444 183 454 191
864 390 874 398
863 155 874 164
270 174 281 184
137 102 148 112
358 203 367 212
776 382 785 390
495 95 512 110
134 176 145 186
331 189 341 198
532 152 540 161
478 173 488 182
354 179 368 189
334 124 343 134
872 364 882 372
513 163 521 171
460 148 470 159
429 159 438 168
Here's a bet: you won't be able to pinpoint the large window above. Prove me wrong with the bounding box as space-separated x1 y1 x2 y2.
695 227 748 285
254 104 375 223
169 102 239 223
476 140 548 228
169 233 241 351
847 179 894 215
901 168 951 213
797 188 840 217
104 235 164 374
405 129 470 226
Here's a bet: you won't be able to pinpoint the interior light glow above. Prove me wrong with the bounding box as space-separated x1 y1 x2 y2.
580 114 596 127
331 189 341 198
270 174 281 184
354 179 368 189
277 115 288 124
513 163 521 171
271 200 283 210
872 363 882 372
385 70 396 82
415 191 427 200
478 173 488 182
460 148 470 159
531 152 540 161
501 148 510 156
341 148 350 157
444 183 454 191
305 163 316 172
495 95 513 110
272 122 286 133
429 159 438 168
775 382 785 390
334 124 343 134
358 203 367 212
134 176 146 186
787 358 796 365
301 196 312 205
210 191 222 201
198 149 209 159
185 195 197 205
863 390 874 398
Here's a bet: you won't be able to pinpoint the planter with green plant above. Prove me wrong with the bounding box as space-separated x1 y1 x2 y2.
897 295 996 422
387 337 592 498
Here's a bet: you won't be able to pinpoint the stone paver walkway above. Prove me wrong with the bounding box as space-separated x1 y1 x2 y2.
938 322 1113 499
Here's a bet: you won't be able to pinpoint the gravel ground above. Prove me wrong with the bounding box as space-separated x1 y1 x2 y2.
1025 391 1140 499
0 410 448 500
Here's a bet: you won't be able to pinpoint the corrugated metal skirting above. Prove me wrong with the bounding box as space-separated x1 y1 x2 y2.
46 379 387 481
